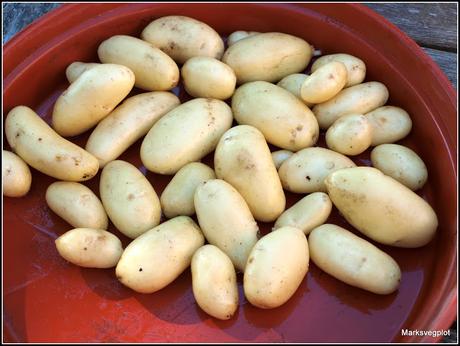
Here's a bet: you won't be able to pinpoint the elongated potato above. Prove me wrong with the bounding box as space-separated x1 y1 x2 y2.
141 98 232 174
52 64 135 137
325 167 438 247
371 144 428 190
366 106 412 146
277 73 314 107
214 125 286 222
3 150 32 197
311 53 366 87
278 147 356 193
66 62 100 83
232 81 319 151
271 150 294 170
46 182 108 229
55 228 123 268
86 91 180 167
309 224 401 294
222 32 313 84
227 31 260 46
161 162 216 218
325 114 372 155
194 179 259 271
244 227 309 309
141 16 224 64
5 106 99 181
191 245 238 320
100 160 161 239
313 81 389 129
115 216 204 293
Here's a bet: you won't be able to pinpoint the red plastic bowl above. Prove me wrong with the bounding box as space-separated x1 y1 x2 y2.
3 3 457 343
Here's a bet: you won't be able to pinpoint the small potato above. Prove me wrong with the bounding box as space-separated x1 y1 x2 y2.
271 150 294 170
300 61 347 103
161 162 216 218
115 216 204 293
46 182 108 229
55 228 123 268
227 31 260 46
311 53 366 87
141 15 224 64
182 57 236 100
191 245 238 320
66 62 100 83
100 160 161 239
244 227 309 309
3 150 32 197
278 147 356 193
366 106 412 146
273 192 332 234
371 144 428 190
309 224 401 294
277 74 314 107
325 114 372 155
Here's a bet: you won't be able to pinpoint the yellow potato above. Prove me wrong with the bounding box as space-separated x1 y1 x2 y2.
366 106 412 146
3 150 32 197
325 167 438 247
325 114 372 155
276 73 314 107
227 31 260 46
244 226 309 309
115 216 205 293
5 106 99 182
309 224 401 294
271 150 294 170
65 62 100 83
311 53 366 87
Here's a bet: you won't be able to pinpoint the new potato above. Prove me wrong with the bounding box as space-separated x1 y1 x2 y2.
66 62 100 83
227 30 260 46
271 150 294 170
311 53 366 87
366 106 412 146
277 73 314 107
2 150 32 197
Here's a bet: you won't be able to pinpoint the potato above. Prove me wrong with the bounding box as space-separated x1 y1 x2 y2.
244 226 309 309
366 106 412 146
277 73 314 107
222 32 313 84
278 147 356 193
325 167 438 247
313 81 389 129
55 228 123 268
214 125 286 222
191 245 238 320
300 61 347 103
66 62 100 83
194 179 259 271
309 224 401 294
3 150 32 197
115 216 204 293
86 91 179 167
311 53 366 87
5 106 99 182
271 150 294 170
232 81 319 151
52 64 135 137
161 162 216 218
227 31 260 46
325 114 372 155
46 182 108 229
273 192 332 234
141 15 224 64
371 144 428 191
98 35 179 91
182 57 236 100
100 160 161 239
141 98 232 174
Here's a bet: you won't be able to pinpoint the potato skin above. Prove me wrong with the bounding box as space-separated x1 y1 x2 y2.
277 73 313 107
3 150 32 197
311 53 366 87
66 62 100 83
5 106 99 182
366 106 412 146
271 150 294 170
227 31 260 46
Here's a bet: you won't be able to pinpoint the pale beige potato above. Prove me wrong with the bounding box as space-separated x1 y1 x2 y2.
115 216 204 293
273 192 332 234
232 81 319 151
244 226 309 309
366 106 412 146
141 98 232 174
3 150 32 197
100 160 161 239
227 31 260 46
5 106 99 182
55 228 123 268
371 144 428 191
311 53 366 87
276 73 314 107
66 62 101 83
86 91 179 167
222 32 313 84
325 114 372 156
309 224 401 294
182 57 236 100
271 150 294 170
194 179 259 272
313 81 389 129
52 64 135 137
161 162 216 218
214 125 286 222
325 167 438 247
278 147 356 193
141 15 224 64
191 245 238 320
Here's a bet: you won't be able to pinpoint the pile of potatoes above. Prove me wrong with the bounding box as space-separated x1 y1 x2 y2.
3 15 439 320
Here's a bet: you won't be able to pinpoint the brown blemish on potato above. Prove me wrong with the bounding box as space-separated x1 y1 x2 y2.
328 73 335 80
306 175 311 181
127 193 135 201
199 42 206 50
296 125 303 131
55 154 64 162
168 41 177 50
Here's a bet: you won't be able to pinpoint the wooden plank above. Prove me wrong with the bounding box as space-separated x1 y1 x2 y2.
422 48 457 89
